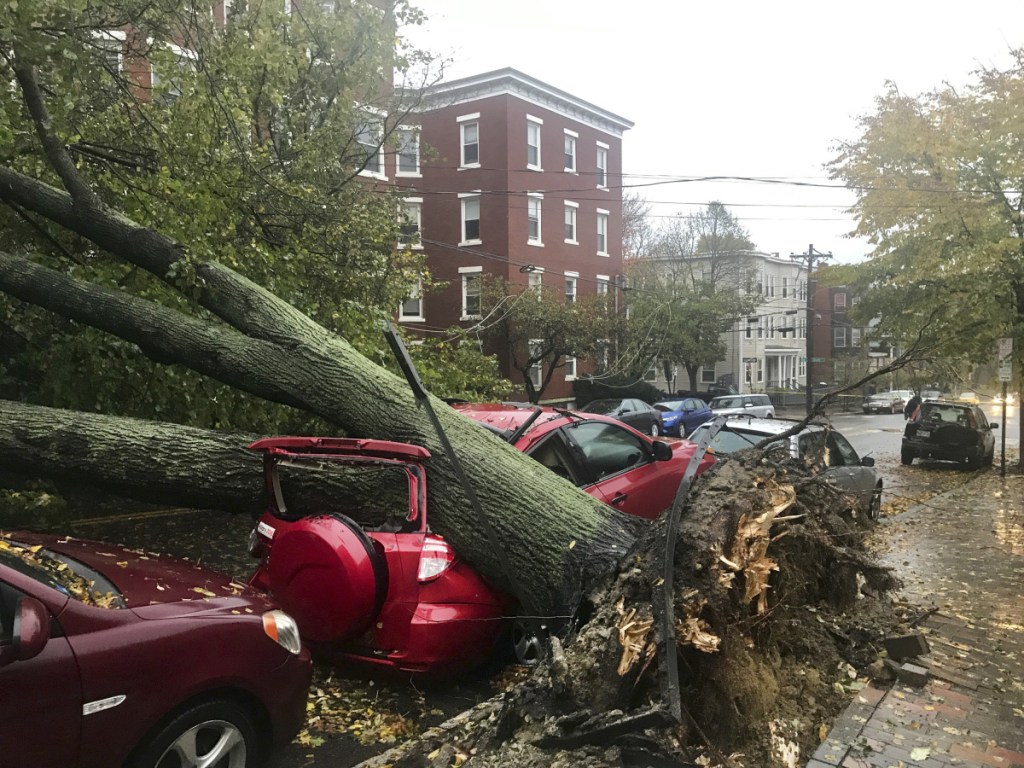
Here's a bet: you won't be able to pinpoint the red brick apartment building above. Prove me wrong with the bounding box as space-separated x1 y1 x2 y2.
395 68 633 404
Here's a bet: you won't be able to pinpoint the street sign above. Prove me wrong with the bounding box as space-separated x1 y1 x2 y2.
998 338 1013 382
812 357 825 363
743 357 757 363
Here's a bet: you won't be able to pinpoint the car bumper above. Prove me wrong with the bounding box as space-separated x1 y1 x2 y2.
318 601 506 677
902 438 975 461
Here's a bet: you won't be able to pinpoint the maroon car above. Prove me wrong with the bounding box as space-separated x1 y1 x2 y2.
0 531 311 768
246 437 509 676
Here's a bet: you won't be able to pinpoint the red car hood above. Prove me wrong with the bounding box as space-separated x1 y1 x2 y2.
12 532 263 611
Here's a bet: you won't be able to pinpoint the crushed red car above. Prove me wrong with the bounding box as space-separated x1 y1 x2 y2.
246 437 508 676
453 402 715 520
245 407 715 675
0 531 311 768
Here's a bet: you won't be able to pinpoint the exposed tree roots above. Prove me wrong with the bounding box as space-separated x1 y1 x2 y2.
355 450 905 768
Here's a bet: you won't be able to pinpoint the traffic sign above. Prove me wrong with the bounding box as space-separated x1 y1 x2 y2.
998 338 1013 382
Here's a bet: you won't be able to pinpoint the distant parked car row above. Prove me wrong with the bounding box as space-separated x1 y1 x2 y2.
582 394 774 438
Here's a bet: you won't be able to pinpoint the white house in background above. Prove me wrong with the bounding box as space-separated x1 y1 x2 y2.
636 251 809 396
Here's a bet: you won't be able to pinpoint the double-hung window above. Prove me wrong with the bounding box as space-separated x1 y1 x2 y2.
564 130 577 172
596 142 609 188
834 292 847 311
528 269 543 297
151 42 197 103
460 193 481 245
95 30 126 73
596 209 609 256
834 327 847 347
565 272 578 304
564 356 577 381
596 275 610 297
398 198 422 249
396 127 420 176
528 340 544 389
564 201 578 243
355 113 385 178
460 267 482 319
458 113 480 167
527 116 543 170
527 194 543 245
400 278 424 322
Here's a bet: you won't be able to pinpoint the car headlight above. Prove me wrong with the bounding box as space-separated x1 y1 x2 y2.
262 610 302 655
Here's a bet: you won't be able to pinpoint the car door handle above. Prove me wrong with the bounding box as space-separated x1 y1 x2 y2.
611 493 628 505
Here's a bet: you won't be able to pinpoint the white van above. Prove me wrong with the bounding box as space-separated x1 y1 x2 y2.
707 394 776 419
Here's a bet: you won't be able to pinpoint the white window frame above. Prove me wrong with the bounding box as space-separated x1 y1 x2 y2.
527 193 543 246
798 316 806 339
564 200 578 244
851 327 862 346
399 277 424 322
596 141 609 189
398 198 422 250
565 271 578 304
355 110 386 180
458 113 480 168
460 266 483 320
596 209 609 256
526 115 543 171
782 277 789 298
564 355 577 381
700 367 716 384
396 126 420 177
563 129 578 173
834 327 847 348
799 358 806 377
150 41 198 101
834 292 847 310
528 269 543 297
596 274 610 296
94 30 126 73
459 192 481 246
528 339 544 389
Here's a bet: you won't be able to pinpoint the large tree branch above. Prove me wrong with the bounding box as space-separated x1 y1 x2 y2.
0 252 314 414
10 52 101 208
0 400 263 515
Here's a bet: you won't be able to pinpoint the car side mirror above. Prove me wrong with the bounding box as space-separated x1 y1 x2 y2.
651 440 673 462
991 423 999 430
4 597 49 664
860 456 875 467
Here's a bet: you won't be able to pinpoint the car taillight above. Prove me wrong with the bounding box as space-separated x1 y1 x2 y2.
263 610 302 654
417 535 456 582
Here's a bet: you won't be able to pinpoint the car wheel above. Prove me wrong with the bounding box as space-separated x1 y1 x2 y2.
650 423 660 437
867 485 882 522
510 617 548 665
985 447 995 466
900 448 914 466
128 699 261 768
966 447 982 470
765 411 775 419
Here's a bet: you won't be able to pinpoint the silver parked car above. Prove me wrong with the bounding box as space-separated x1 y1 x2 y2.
689 417 882 522
707 393 775 419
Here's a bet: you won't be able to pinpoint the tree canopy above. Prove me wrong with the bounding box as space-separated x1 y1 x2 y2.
0 0 503 431
828 54 1024 393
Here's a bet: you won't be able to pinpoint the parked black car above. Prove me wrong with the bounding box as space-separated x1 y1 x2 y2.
901 401 997 468
580 398 663 437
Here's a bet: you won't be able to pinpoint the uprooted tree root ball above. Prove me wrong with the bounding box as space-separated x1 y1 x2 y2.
358 449 907 768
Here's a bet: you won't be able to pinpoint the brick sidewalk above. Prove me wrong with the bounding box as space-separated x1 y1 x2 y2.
807 474 1024 768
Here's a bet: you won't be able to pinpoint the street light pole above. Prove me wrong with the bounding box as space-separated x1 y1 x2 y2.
799 244 832 416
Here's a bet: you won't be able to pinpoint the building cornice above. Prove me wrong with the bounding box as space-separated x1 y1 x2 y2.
420 68 634 138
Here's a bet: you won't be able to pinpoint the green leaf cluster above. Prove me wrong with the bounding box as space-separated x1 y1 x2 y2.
0 0 498 430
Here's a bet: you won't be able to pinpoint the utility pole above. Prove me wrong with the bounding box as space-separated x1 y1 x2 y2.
799 244 832 416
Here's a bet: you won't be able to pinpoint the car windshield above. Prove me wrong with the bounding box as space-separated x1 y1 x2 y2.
690 425 773 453
0 534 124 608
582 400 618 414
710 397 743 409
654 401 683 411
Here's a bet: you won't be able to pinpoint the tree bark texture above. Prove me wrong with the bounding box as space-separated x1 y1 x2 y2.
0 168 654 613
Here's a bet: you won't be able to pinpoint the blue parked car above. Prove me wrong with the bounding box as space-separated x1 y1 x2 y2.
653 397 713 437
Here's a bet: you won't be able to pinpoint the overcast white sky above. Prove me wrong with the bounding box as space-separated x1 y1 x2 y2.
404 0 1024 263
